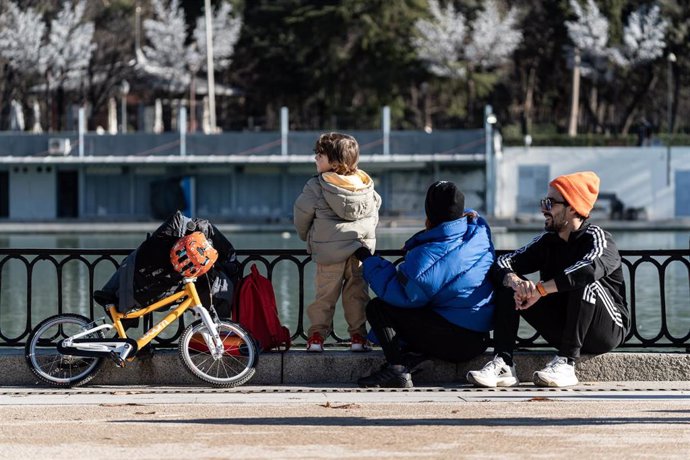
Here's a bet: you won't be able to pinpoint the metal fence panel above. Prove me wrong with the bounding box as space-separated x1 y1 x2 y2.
1 248 688 349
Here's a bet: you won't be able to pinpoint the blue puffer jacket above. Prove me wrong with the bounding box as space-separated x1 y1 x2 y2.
362 212 495 332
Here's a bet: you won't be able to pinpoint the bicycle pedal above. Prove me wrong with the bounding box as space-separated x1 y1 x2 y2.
109 351 126 368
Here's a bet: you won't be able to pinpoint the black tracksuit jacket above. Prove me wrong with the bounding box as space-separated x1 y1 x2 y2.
493 222 630 332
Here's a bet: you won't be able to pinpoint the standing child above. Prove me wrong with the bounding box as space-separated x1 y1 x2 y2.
294 132 381 352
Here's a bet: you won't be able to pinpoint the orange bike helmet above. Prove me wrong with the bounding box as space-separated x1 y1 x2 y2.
170 231 219 278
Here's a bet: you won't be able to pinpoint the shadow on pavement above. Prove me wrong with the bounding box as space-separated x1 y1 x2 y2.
111 415 690 427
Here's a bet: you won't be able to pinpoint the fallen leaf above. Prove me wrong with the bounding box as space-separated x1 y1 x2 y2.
319 402 360 409
99 403 145 407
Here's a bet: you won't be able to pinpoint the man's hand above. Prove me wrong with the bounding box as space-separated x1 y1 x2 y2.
514 291 540 310
504 273 536 302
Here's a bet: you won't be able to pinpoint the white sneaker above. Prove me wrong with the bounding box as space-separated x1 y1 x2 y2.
533 356 578 387
466 356 519 388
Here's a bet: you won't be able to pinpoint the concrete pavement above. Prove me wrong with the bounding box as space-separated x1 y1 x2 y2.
8 348 690 458
1 384 690 459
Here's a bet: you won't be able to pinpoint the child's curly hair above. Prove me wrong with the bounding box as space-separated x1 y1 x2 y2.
314 132 359 175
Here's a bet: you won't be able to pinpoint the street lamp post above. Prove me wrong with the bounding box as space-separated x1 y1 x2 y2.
484 105 497 217
666 53 676 187
667 52 676 135
204 0 217 133
120 80 130 133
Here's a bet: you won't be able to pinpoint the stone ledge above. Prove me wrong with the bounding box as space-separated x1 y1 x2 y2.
7 349 690 387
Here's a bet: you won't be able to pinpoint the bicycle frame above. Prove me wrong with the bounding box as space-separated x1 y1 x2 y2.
101 278 223 360
27 273 259 388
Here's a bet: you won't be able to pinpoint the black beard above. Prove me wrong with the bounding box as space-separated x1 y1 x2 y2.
544 214 566 232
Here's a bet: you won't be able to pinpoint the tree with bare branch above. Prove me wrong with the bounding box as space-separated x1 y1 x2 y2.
413 0 522 125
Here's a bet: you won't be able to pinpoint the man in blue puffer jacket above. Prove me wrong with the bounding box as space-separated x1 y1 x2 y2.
354 181 495 388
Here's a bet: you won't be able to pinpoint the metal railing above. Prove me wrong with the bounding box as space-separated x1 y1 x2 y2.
0 130 486 158
0 248 689 349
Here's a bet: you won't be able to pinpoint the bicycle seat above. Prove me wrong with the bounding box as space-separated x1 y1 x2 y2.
93 290 117 308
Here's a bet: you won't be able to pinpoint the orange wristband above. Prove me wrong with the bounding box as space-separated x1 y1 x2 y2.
536 281 548 297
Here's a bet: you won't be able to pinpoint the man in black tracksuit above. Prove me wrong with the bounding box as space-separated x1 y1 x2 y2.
467 171 630 388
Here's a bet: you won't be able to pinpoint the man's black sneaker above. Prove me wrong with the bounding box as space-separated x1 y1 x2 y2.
401 352 432 375
357 365 413 388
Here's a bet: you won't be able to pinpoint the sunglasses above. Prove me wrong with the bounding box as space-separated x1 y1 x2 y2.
540 197 568 211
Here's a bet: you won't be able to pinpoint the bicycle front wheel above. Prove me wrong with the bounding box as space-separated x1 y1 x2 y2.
178 320 258 387
25 314 105 387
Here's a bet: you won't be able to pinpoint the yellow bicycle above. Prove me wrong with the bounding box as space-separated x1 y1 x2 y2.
25 274 258 388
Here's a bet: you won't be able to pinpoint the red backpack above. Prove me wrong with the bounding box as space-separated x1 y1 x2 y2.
232 264 291 352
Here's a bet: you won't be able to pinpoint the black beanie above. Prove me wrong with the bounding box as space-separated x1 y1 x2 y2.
424 181 465 227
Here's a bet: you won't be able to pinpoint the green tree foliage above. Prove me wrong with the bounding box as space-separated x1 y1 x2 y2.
506 0 571 135
228 0 427 130
84 1 138 130
1 0 689 137
658 0 690 133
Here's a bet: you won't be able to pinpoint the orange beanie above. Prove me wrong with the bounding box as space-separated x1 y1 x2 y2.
549 171 600 218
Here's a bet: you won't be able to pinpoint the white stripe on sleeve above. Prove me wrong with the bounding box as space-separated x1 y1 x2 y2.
497 232 547 272
564 226 607 275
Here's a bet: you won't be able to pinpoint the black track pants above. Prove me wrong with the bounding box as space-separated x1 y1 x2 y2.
366 297 489 366
492 284 626 360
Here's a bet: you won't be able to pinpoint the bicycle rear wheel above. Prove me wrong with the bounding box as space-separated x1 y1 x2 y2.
25 314 104 387
178 320 258 387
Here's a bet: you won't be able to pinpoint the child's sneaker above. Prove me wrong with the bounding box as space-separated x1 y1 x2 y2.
350 333 371 352
306 332 324 352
